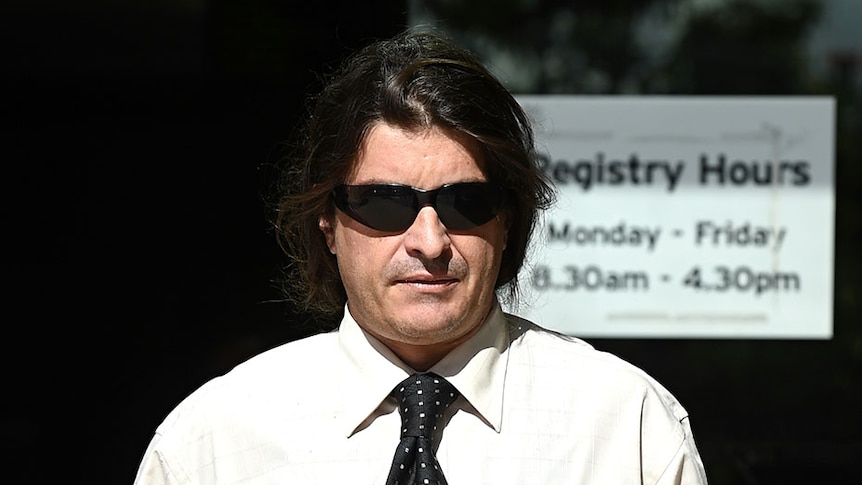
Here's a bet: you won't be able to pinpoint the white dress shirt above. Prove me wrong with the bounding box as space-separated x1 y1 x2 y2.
135 301 708 484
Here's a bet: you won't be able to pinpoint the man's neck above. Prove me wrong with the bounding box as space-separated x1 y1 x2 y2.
371 322 485 371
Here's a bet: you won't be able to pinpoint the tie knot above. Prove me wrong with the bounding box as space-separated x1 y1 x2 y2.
394 373 459 439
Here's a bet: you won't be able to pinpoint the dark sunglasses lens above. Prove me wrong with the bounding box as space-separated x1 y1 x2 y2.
436 183 503 230
335 183 504 232
340 185 417 232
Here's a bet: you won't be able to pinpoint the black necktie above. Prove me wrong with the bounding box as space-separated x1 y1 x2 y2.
386 373 460 485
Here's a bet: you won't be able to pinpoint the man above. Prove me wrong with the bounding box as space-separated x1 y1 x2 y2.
135 29 708 484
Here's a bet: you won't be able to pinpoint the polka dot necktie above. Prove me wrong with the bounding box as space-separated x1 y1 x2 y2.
386 373 460 485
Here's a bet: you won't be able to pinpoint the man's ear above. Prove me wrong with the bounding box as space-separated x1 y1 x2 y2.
319 216 337 254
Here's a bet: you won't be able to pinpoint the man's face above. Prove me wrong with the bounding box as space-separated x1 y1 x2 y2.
320 122 508 368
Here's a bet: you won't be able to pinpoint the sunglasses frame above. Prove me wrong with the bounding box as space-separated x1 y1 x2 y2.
332 182 506 232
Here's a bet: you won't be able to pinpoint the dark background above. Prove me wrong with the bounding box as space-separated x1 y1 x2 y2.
2 1 859 484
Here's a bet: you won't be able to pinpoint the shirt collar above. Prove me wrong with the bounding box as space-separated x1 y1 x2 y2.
336 300 510 437
336 308 412 437
428 301 508 433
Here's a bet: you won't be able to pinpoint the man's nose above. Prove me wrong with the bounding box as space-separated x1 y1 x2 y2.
403 206 451 259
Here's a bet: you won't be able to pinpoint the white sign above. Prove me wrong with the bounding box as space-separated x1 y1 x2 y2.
510 96 835 339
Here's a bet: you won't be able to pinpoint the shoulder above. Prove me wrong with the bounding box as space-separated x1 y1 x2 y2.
503 313 690 421
505 312 650 376
155 330 341 433
503 312 622 372
227 329 341 381
499 314 706 482
137 331 345 483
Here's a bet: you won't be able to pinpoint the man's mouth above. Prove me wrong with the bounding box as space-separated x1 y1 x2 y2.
396 276 459 287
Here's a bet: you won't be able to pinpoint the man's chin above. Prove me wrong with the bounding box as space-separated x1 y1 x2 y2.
388 309 462 338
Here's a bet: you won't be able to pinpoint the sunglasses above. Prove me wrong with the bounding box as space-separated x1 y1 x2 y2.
332 182 505 232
